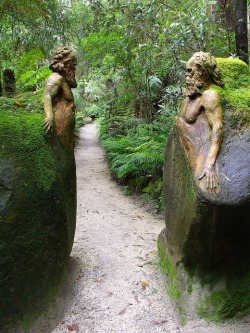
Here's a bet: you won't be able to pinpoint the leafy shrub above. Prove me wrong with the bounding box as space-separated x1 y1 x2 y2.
74 112 85 135
85 104 101 118
17 67 51 92
16 49 50 92
100 114 174 210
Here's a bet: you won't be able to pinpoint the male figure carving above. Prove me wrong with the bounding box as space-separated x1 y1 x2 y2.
43 47 77 152
175 52 224 190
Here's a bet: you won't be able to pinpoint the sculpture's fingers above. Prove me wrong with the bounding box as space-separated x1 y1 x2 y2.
44 121 49 130
210 175 213 189
206 174 210 189
199 171 205 180
44 121 51 133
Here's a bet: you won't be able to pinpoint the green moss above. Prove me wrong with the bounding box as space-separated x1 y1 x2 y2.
0 96 56 191
16 89 44 113
197 271 250 322
216 58 250 89
158 240 181 301
212 58 250 128
0 93 76 330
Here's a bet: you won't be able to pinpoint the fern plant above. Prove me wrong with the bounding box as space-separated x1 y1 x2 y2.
100 114 173 210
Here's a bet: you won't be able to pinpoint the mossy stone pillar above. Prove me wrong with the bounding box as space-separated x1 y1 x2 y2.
0 109 76 329
159 58 250 321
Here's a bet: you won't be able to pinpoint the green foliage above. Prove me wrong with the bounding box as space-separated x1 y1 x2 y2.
15 49 51 92
0 0 71 71
80 0 233 88
84 104 101 118
17 67 51 92
100 115 173 209
16 49 45 78
0 89 44 113
73 88 87 133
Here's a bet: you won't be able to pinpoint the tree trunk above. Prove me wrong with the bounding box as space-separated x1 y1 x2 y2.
235 0 248 64
3 69 16 97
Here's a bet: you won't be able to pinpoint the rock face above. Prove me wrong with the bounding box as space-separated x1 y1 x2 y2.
0 110 76 329
158 58 250 321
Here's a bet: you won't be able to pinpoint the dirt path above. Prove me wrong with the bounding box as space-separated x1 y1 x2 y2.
49 124 249 333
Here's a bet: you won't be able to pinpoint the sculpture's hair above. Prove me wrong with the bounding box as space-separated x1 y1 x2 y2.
49 47 76 72
192 51 224 87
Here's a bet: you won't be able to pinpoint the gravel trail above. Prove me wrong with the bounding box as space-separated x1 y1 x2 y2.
48 124 249 333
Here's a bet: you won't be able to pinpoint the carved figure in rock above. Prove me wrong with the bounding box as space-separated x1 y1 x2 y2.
175 52 224 190
42 47 77 152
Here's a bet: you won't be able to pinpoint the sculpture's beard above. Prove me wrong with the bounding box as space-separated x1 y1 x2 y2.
65 70 77 88
186 70 203 98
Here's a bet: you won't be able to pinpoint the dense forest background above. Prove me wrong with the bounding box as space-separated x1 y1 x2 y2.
0 0 249 209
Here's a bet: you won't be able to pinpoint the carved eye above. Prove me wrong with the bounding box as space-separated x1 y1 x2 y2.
186 68 192 73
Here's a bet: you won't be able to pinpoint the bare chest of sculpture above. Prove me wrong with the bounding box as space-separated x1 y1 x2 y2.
183 96 203 123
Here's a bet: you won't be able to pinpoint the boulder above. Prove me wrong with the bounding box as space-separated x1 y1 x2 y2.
158 58 250 321
0 109 76 329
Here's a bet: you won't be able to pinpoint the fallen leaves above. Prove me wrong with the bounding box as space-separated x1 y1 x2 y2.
134 294 139 303
153 320 168 326
67 323 79 331
118 307 127 315
14 100 26 107
147 298 152 306
140 281 149 289
118 303 133 315
106 291 114 297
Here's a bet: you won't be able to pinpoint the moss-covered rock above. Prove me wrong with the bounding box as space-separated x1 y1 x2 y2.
0 96 76 330
212 58 250 128
159 58 250 322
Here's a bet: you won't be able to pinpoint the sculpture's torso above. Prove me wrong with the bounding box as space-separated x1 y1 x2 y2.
52 77 75 152
182 95 204 123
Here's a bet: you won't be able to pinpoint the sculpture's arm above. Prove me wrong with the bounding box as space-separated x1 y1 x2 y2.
179 98 188 117
199 90 223 189
42 74 63 132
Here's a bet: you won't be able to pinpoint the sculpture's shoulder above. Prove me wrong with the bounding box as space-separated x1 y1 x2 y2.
202 88 219 100
45 72 64 87
202 88 220 109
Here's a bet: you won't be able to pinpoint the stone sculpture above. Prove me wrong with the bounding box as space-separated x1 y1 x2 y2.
43 47 77 152
158 53 250 321
175 52 224 190
41 46 77 252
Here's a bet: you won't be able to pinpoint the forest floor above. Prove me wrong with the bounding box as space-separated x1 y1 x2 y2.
38 124 249 333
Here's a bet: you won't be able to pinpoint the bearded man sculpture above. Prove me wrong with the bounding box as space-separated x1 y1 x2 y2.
175 52 224 190
42 46 77 256
43 47 77 152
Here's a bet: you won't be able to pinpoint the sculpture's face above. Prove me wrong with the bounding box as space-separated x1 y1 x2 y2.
64 56 77 88
185 58 196 80
185 57 203 98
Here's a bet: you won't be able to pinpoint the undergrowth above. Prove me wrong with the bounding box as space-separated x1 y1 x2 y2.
99 113 175 210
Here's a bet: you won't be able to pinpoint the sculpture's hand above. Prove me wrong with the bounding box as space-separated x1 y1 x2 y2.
199 163 219 189
44 116 53 133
